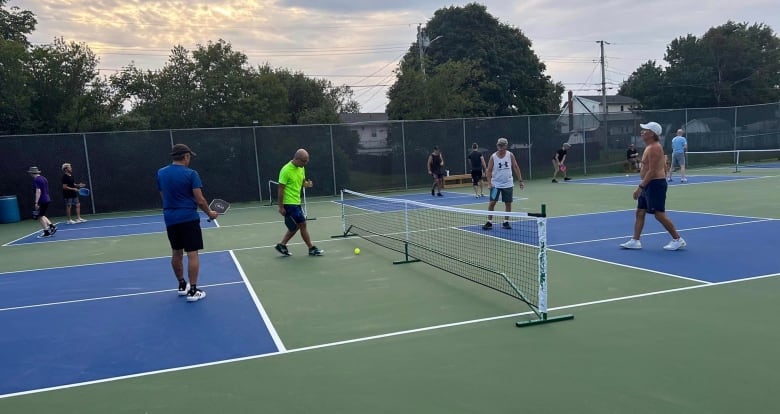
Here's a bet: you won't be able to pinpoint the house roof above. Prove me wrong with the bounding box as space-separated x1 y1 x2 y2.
339 113 389 124
577 95 640 105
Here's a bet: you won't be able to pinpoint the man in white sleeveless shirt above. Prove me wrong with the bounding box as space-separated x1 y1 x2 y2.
483 137 524 230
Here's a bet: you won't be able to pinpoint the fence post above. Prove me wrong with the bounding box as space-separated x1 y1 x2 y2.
527 116 532 180
330 125 337 195
401 121 408 190
169 129 174 147
82 134 97 214
582 115 588 176
252 127 262 202
462 118 468 174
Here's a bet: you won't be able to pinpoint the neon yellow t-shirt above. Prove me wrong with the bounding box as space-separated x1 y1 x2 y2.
278 161 305 205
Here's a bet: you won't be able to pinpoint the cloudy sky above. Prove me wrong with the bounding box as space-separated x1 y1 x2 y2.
13 0 779 113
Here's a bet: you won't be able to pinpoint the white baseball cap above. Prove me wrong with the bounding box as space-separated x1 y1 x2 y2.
497 137 509 146
640 122 662 137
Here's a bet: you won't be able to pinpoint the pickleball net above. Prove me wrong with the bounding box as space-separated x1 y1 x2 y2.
333 189 573 326
687 148 780 172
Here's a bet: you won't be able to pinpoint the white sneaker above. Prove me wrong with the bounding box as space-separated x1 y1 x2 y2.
187 288 206 302
663 238 687 251
681 179 688 183
620 239 642 249
66 220 76 225
667 177 673 182
76 218 87 223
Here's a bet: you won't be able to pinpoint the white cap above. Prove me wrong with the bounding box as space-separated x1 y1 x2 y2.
497 137 508 146
640 122 662 137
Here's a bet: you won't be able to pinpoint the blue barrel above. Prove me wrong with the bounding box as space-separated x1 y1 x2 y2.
0 195 21 224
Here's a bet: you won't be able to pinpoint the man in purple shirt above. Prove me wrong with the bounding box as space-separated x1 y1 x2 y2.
28 166 57 238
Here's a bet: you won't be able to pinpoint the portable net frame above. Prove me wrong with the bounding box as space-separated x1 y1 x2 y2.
333 189 573 327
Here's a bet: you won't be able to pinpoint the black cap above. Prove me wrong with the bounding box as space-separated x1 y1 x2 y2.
170 144 196 157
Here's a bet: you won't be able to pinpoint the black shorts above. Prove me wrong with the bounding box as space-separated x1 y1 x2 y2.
36 202 50 218
431 171 444 180
283 205 306 232
489 187 513 203
637 179 668 214
471 169 483 185
166 220 204 252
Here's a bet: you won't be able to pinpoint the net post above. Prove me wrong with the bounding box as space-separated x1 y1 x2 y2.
302 186 316 220
266 180 275 206
393 199 420 265
517 204 574 327
735 150 741 173
330 189 353 238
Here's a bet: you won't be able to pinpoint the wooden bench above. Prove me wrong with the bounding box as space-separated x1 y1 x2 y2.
442 174 487 188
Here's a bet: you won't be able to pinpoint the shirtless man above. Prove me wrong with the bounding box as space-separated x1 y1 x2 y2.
620 122 686 251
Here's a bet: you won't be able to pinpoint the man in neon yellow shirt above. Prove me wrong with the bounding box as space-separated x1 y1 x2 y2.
275 149 324 256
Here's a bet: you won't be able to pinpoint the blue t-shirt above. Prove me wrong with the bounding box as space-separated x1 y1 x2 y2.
156 164 203 226
672 136 687 154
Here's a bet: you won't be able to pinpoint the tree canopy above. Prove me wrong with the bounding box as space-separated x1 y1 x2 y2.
0 2 358 134
387 3 563 120
619 21 780 109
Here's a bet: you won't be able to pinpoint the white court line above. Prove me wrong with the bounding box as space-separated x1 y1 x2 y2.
568 175 770 187
549 219 775 248
549 249 710 284
0 281 244 312
2 222 221 247
2 228 41 247
229 250 286 352
2 270 778 400
668 209 777 221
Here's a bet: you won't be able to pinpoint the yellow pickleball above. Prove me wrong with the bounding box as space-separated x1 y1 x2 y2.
354 248 361 255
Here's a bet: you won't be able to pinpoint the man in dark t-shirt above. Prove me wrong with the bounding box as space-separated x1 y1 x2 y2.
626 144 639 172
467 143 487 197
427 146 445 197
61 163 86 224
552 143 571 183
28 166 57 238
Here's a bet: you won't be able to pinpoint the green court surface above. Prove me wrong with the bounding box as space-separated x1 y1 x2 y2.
1 166 779 413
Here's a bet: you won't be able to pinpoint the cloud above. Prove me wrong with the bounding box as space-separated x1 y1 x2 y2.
10 0 780 112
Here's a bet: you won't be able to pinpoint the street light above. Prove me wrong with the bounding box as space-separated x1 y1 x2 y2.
417 25 443 77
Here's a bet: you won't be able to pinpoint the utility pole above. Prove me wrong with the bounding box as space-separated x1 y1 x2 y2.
418 25 427 76
598 40 610 145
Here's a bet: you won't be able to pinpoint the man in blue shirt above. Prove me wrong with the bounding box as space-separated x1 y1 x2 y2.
157 144 217 302
668 129 688 183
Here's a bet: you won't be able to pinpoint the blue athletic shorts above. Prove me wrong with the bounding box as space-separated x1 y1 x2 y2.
637 178 668 213
489 187 513 203
283 205 306 231
671 153 686 168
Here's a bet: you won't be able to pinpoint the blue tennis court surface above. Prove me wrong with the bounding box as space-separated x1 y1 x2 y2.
341 192 525 212
0 251 280 396
5 213 218 246
461 210 778 283
567 175 762 186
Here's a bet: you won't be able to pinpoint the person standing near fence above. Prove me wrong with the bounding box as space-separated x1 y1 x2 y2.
61 163 87 224
157 144 218 302
427 146 445 197
28 166 57 238
621 122 686 251
552 143 571 183
668 129 688 183
483 138 524 230
275 149 324 257
468 143 487 198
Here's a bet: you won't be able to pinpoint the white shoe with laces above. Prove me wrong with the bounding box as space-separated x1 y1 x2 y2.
663 238 687 251
76 218 87 223
66 220 76 225
187 288 206 302
620 239 642 249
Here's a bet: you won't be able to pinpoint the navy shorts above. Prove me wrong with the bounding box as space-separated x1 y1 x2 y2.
431 171 444 180
489 187 513 203
33 202 50 219
166 220 204 252
283 205 306 231
637 178 668 213
471 169 483 185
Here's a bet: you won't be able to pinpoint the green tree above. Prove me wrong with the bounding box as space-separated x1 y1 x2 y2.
0 0 35 45
25 38 116 132
0 0 36 133
387 3 562 119
620 22 780 109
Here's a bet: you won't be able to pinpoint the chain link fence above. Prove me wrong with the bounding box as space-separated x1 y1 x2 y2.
2 102 778 218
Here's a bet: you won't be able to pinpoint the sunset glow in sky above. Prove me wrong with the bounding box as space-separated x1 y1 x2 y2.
16 0 779 112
